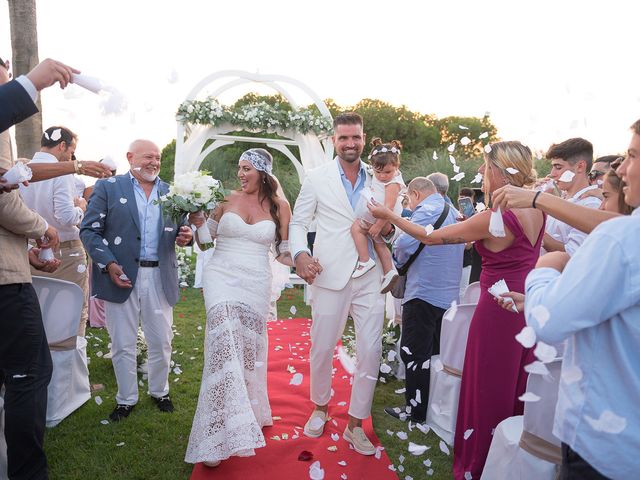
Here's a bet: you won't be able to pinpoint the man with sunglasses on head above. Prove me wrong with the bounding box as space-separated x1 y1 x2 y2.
20 126 91 337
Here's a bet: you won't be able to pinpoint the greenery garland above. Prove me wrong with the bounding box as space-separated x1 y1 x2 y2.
176 97 333 136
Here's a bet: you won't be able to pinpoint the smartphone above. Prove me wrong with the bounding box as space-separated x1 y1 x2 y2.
458 196 475 218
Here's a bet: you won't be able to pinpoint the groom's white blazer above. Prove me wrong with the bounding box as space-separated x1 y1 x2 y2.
290 158 371 291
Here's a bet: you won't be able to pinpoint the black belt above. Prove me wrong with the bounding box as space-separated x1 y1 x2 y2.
138 260 159 267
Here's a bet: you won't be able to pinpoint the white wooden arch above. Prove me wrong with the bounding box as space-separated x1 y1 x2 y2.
174 70 334 181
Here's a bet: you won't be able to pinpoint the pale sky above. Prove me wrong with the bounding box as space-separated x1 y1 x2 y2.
2 0 639 172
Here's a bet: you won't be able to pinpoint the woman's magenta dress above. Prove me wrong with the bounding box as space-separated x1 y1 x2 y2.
453 210 545 479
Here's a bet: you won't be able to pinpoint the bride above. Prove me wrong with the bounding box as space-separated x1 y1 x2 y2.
184 148 295 467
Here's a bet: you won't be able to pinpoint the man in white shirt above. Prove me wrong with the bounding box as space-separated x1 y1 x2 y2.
543 138 602 255
20 126 90 335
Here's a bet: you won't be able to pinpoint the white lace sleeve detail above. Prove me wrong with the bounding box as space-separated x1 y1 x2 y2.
278 240 290 253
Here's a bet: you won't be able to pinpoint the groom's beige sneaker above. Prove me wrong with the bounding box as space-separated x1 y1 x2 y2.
303 409 328 438
343 426 376 455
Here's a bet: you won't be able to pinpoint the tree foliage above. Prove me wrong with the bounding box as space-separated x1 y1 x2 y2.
161 94 500 206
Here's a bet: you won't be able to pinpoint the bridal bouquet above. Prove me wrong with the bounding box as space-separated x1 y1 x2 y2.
157 171 224 249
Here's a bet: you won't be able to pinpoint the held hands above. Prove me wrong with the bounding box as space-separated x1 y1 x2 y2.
107 262 132 289
28 248 61 273
367 198 392 220
26 58 80 91
294 252 323 285
176 225 193 247
496 291 525 313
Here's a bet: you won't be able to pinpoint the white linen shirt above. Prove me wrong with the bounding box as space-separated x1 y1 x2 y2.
20 152 84 242
525 209 640 479
545 185 601 256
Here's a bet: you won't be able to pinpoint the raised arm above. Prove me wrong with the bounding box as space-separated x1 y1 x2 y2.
369 199 493 245
492 185 619 234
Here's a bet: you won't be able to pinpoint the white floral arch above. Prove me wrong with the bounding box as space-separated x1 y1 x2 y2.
174 70 334 181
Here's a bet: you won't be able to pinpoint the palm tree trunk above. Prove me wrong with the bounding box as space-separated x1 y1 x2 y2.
8 0 42 158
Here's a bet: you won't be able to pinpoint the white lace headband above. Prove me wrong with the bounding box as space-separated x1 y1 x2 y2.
368 146 400 160
239 149 273 175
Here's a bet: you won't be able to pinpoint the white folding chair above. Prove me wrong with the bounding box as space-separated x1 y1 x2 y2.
427 303 476 445
461 281 481 305
482 358 563 479
32 276 91 427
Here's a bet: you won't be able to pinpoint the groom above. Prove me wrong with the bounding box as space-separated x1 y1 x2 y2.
290 113 385 455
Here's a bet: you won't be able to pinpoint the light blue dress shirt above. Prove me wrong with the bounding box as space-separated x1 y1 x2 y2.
337 159 367 210
393 192 464 309
129 172 161 261
525 209 640 479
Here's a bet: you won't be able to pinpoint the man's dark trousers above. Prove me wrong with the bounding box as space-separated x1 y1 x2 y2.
400 298 446 422
0 283 52 480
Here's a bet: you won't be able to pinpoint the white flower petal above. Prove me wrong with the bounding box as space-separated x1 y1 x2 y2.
519 392 541 402
558 171 576 182
524 361 550 376
530 304 551 328
479 132 489 139
471 173 483 184
515 326 537 348
424 224 435 236
119 197 127 204
77 264 86 273
408 442 429 455
451 172 465 182
447 143 456 153
460 136 471 146
50 128 62 141
534 341 557 363
506 167 519 174
484 144 492 153
380 363 392 374
585 410 627 434
289 372 303 385
91 221 100 228
464 428 474 440
114 236 122 245
439 440 450 455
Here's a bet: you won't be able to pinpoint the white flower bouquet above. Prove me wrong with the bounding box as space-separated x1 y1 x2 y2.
157 171 225 249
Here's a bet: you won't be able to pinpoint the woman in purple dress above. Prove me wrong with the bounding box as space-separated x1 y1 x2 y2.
369 141 545 479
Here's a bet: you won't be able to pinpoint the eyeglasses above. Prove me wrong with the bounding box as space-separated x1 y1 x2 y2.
588 170 605 181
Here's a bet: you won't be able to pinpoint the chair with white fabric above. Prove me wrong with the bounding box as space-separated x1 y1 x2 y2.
461 281 481 305
481 358 563 479
426 303 476 445
32 276 91 427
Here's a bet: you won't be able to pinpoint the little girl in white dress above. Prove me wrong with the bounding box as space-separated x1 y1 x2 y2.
350 138 405 294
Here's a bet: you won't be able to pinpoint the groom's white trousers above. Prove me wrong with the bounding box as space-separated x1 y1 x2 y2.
309 266 385 419
104 267 174 405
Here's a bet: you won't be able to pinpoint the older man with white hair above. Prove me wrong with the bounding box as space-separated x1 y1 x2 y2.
80 139 192 421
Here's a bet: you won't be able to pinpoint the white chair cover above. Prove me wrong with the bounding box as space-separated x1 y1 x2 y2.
461 281 481 305
32 276 91 427
426 303 476 445
481 359 563 479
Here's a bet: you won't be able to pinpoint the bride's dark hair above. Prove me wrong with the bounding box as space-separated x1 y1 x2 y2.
242 148 282 254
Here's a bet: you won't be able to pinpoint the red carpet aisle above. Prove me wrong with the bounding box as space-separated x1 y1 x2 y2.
190 318 398 480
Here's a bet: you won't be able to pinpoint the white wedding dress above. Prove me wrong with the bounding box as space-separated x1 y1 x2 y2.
185 212 274 464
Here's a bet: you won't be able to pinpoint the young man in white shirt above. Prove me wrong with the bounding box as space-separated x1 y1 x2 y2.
20 126 90 335
543 138 602 255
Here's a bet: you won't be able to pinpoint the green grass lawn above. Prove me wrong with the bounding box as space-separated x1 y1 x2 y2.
45 287 453 479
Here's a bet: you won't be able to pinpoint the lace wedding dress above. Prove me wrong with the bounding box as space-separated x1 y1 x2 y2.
185 212 275 464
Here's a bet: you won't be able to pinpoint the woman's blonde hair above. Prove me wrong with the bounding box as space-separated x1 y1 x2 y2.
484 141 537 195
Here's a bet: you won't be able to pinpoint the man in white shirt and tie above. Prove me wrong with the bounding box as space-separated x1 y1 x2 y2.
20 126 90 336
